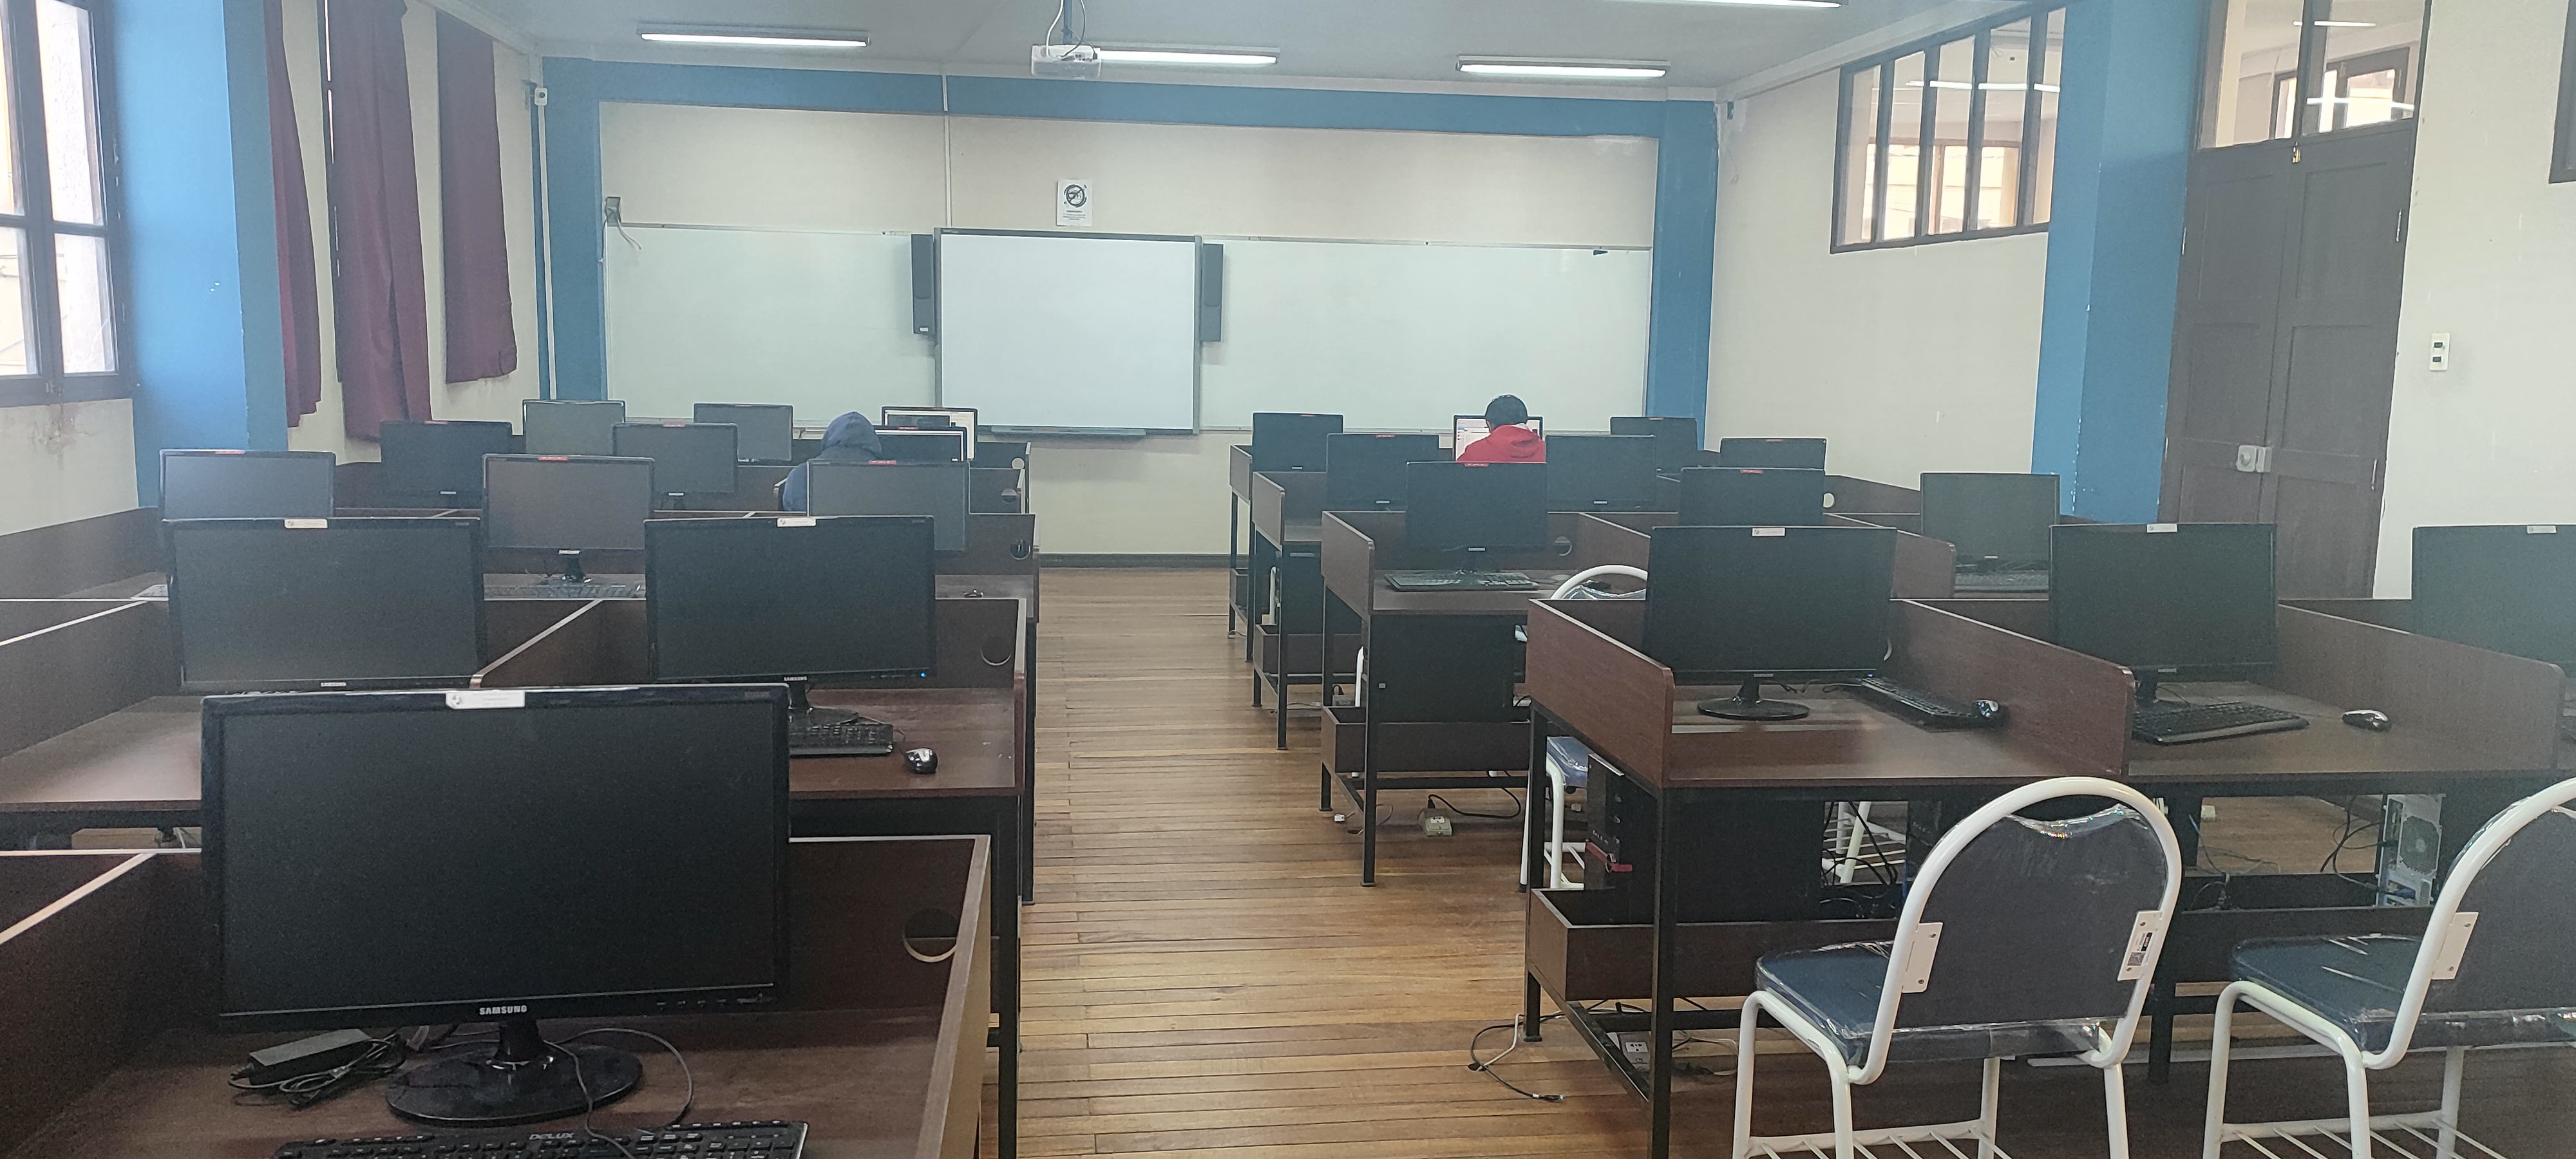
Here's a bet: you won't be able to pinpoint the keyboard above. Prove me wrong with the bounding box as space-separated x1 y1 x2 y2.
2132 700 2309 745
1953 570 2050 593
486 581 642 601
1846 675 1998 728
1383 570 1539 592
270 1120 806 1158
790 715 896 757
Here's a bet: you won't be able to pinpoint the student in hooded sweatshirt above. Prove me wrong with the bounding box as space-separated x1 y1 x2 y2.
780 411 887 511
1457 394 1545 463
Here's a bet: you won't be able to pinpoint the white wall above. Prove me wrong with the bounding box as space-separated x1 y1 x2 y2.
1706 71 2049 490
0 399 138 537
2371 0 2576 596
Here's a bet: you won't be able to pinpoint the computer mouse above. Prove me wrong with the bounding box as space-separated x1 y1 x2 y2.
904 748 938 775
1973 700 2007 724
2342 709 2392 732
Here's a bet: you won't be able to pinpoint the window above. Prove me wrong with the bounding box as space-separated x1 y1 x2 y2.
2555 1 2576 182
0 0 122 408
2201 0 2428 150
1833 7 2063 251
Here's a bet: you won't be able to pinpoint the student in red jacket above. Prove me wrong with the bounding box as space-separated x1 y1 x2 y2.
1459 395 1546 462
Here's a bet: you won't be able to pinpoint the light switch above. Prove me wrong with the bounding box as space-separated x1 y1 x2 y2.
2430 333 2450 372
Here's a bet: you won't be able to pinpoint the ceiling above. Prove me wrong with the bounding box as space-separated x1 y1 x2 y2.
477 0 1985 93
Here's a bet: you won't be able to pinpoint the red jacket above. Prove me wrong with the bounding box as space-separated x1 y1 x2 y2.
1459 424 1546 463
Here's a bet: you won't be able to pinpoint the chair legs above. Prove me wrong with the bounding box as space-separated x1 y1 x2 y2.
2101 1053 2130 1159
2204 981 2476 1159
1733 992 2043 1159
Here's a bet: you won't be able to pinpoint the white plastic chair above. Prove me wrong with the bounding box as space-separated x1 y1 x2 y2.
1513 567 1647 889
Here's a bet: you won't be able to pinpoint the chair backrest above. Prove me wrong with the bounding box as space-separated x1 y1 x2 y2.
1862 777 2182 1076
2385 777 2576 1057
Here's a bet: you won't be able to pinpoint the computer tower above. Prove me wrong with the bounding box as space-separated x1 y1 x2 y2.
2378 794 2441 906
1581 764 1825 925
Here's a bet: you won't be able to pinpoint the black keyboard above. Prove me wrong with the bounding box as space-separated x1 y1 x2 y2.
1952 570 2049 593
270 1120 806 1158
1846 675 1998 728
789 715 895 757
1383 570 1539 592
486 581 642 601
2132 700 2308 745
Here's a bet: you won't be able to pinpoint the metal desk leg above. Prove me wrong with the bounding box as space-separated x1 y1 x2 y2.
1022 619 1039 905
1318 599 1338 811
2148 977 2176 1084
1523 972 1546 1043
1227 499 1240 636
1521 710 1551 890
1649 787 1678 1159
992 804 1022 1159
1359 612 1378 887
1274 659 1289 750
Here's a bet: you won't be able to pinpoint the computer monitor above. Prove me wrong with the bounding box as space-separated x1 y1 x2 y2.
2049 523 2279 701
2411 525 2576 670
1542 435 1657 511
1714 437 1828 470
481 454 656 580
166 518 484 692
1322 433 1443 511
158 449 336 520
379 420 515 502
694 402 796 464
1609 415 1703 474
1403 461 1549 554
1920 473 2061 569
1453 414 1544 460
803 461 972 553
204 684 788 1126
612 421 740 499
1678 467 1830 527
884 407 978 460
879 428 969 464
1250 412 1343 471
1643 524 1896 721
521 399 625 456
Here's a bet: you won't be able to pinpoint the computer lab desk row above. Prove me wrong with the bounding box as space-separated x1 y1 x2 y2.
1516 595 2568 1159
0 837 992 1159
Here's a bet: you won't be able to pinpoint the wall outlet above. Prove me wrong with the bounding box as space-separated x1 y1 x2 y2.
2201 803 2218 820
603 196 623 227
1613 1032 1652 1068
1422 813 1454 837
2430 333 2451 372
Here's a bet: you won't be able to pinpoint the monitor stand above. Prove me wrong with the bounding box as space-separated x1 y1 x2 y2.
786 676 864 729
547 549 589 585
1697 677 1810 722
386 1015 638 1127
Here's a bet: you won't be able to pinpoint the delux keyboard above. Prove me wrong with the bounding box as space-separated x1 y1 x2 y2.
269 1120 806 1158
485 581 642 601
1383 570 1539 592
788 716 896 757
2132 700 2308 745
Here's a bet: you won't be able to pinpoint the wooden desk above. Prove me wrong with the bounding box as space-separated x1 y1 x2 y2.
0 508 160 598
1226 444 1253 638
935 512 1042 903
0 837 990 1159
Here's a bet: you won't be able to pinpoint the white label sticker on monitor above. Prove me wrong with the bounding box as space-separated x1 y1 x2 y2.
2117 910 2168 981
776 516 817 529
282 518 328 530
2529 525 2559 535
445 690 526 710
1752 527 1788 538
2430 911 2479 980
1899 923 1942 993
2147 523 2179 534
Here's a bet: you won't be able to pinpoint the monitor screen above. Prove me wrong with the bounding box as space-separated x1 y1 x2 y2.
482 455 656 552
647 515 937 683
1542 435 1657 510
2049 523 2279 677
878 428 969 464
1714 437 1827 470
1643 525 1896 683
1609 416 1703 473
1454 415 1544 460
2412 524 2576 669
167 518 484 692
1250 412 1343 471
1403 461 1549 553
804 461 972 553
380 420 515 500
160 450 336 521
883 408 979 460
1322 433 1443 511
694 403 796 464
612 422 740 497
522 400 625 457
205 684 788 1030
1920 473 2061 568
1678 467 1830 527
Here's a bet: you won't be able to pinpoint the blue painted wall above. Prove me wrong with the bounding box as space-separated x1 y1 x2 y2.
112 0 287 503
1645 100 1717 431
2030 0 2204 520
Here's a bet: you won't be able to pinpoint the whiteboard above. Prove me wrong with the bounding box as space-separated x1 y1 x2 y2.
603 225 935 424
1199 239 1651 431
936 232 1200 431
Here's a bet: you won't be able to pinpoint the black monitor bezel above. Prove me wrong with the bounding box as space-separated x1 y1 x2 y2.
1608 415 1703 473
157 448 337 520
478 453 659 553
2047 522 2281 681
1321 433 1443 511
1919 472 2061 567
379 420 516 500
801 460 973 554
691 403 797 465
1249 411 1344 472
1542 434 1658 511
520 399 628 457
643 514 939 684
2410 523 2576 670
1641 523 1899 685
877 428 970 464
164 517 488 693
1713 437 1828 470
1676 466 1831 527
611 422 743 497
882 408 980 460
1402 460 1551 554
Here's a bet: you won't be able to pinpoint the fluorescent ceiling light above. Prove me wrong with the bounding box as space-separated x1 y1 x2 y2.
638 25 867 48
1908 80 2061 92
2295 20 2378 27
1095 47 1278 66
1643 0 1841 6
1459 57 1669 79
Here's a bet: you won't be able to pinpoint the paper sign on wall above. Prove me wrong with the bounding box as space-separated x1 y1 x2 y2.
1057 179 1094 227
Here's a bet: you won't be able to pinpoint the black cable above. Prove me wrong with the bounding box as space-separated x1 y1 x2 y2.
567 1027 696 1127
1466 1015 1566 1102
227 1032 410 1108
1427 789 1522 820
555 1037 639 1159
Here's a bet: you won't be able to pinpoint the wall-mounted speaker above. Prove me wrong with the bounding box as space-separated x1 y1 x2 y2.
911 234 938 338
1197 243 1224 343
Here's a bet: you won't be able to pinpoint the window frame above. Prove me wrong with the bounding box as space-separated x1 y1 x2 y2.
1830 3 2063 254
2554 0 2576 183
0 0 131 410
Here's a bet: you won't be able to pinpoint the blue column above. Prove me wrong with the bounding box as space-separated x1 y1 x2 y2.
1645 100 1717 430
2029 0 2202 520
113 0 288 502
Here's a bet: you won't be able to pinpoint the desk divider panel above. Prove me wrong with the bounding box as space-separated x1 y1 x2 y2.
0 602 175 762
1824 474 1920 514
1318 511 1388 609
1227 444 1254 499
1252 471 1325 545
477 598 1023 693
2287 597 2414 632
1839 511 1924 535
1880 600 2131 776
946 513 1038 577
0 509 160 598
2268 605 2562 771
1525 601 1672 784
1571 516 1650 571
1919 596 2052 641
969 467 1022 514
0 852 196 1155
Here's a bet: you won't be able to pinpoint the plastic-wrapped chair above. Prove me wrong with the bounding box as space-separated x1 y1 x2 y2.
1519 735 1593 889
1733 777 2183 1159
2202 774 2576 1159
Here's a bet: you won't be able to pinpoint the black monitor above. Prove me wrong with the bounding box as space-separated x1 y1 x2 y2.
2049 523 2278 701
521 399 625 456
204 684 789 1126
1543 435 1658 511
1643 524 1896 721
883 407 978 460
166 518 484 692
694 402 795 464
1251 411 1343 471
612 421 740 499
1714 437 1828 470
1403 461 1549 554
1921 473 2061 569
481 454 656 580
1610 415 1703 473
2411 525 2576 669
380 420 515 502
1321 433 1442 511
158 449 336 520
1678 467 1830 527
804 461 972 553
878 428 968 463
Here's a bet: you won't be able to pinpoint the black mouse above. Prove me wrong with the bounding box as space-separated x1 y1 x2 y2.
2343 709 2392 732
903 747 938 775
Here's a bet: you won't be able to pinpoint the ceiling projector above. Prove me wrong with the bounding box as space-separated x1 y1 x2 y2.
1032 43 1101 80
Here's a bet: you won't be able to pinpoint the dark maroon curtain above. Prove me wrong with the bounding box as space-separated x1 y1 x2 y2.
326 0 433 439
265 0 322 426
435 13 516 382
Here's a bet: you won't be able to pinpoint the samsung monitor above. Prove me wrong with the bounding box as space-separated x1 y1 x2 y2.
646 515 938 721
481 455 656 580
1643 524 1897 721
1321 433 1443 511
694 403 796 464
1249 412 1343 472
166 518 484 692
204 684 788 1126
1403 461 1549 554
1714 437 1828 470
1678 467 1830 527
1542 434 1658 511
2049 522 2279 699
612 421 740 498
1453 414 1544 460
2411 525 2576 670
882 407 979 460
802 461 972 553
878 428 969 464
380 420 515 502
158 449 336 520
521 399 625 456
1920 473 2061 569
1609 415 1703 474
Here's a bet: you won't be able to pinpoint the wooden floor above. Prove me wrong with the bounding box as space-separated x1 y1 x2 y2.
994 569 2576 1159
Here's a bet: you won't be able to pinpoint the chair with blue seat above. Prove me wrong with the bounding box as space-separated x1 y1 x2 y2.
2202 775 2576 1159
1732 777 2183 1159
